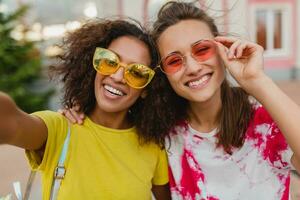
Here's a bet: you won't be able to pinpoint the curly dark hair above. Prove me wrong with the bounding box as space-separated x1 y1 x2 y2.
50 18 163 146
138 1 254 153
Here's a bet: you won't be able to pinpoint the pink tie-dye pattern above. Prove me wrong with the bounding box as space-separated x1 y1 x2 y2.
280 174 290 200
169 148 220 200
168 166 178 192
181 149 204 197
263 125 289 167
170 120 189 136
169 148 204 199
246 107 291 199
169 106 292 199
246 107 289 167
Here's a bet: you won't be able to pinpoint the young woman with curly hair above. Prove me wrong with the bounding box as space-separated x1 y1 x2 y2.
139 1 300 199
0 19 171 200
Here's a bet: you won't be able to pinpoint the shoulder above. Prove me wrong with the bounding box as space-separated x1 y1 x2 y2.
31 110 66 123
31 110 68 132
246 104 282 140
31 110 63 118
250 103 274 125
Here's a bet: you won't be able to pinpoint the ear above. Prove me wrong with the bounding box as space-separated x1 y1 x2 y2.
141 90 147 99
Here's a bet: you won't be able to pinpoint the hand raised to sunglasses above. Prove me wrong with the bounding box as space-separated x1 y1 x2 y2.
214 36 266 94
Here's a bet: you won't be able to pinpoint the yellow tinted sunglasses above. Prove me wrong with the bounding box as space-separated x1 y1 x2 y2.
93 47 155 89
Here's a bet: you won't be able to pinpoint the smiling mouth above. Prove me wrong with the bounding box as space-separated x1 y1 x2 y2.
185 73 212 88
104 84 126 96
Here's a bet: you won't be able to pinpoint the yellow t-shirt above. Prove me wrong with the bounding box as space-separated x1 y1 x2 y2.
26 111 168 200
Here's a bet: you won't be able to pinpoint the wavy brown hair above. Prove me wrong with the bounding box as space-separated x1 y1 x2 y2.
139 1 254 153
50 18 163 146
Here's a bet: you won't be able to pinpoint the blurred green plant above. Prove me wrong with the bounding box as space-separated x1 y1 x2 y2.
0 5 53 113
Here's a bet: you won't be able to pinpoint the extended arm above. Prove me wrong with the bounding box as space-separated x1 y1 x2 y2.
0 92 47 150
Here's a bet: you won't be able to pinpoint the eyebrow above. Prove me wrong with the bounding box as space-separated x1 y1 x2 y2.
191 39 207 46
164 51 182 59
109 48 149 65
108 49 120 58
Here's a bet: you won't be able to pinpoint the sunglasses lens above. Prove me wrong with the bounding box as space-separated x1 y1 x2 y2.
99 59 118 74
125 64 153 88
192 40 216 62
161 54 183 74
93 48 119 74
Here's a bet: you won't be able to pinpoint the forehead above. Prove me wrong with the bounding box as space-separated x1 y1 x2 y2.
158 19 214 56
108 36 151 65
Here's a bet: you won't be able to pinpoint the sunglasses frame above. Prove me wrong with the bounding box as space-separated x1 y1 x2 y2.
158 39 217 75
93 47 155 89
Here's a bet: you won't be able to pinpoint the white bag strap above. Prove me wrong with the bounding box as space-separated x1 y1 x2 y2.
23 170 36 200
49 124 71 200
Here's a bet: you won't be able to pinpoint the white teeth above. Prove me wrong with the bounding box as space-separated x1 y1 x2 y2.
104 85 125 96
188 75 210 87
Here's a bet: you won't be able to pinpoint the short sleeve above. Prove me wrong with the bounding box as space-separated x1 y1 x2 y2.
26 111 68 171
265 120 295 170
152 149 169 185
253 106 295 170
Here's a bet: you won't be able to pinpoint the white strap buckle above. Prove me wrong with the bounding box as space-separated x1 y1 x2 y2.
54 166 66 179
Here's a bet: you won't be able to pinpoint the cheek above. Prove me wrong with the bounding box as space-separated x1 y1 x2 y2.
128 88 143 101
166 75 183 93
94 74 104 85
94 74 104 94
216 60 226 79
209 56 225 79
166 75 177 86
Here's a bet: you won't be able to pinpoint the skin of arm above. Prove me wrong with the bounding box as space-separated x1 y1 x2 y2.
215 36 300 173
152 183 171 200
246 76 300 173
0 91 48 150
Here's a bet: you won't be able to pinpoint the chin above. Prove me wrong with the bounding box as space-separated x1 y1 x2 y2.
188 90 217 103
97 103 126 113
190 96 211 103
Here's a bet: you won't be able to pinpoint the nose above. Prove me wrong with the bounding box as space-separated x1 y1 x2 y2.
110 66 126 84
184 54 202 75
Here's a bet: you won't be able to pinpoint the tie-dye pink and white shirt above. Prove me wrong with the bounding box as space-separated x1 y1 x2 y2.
167 105 295 200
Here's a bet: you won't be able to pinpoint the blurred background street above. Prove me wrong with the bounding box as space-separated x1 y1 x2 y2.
0 0 300 199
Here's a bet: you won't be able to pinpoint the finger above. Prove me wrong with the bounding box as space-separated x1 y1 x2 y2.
79 113 85 120
214 36 244 59
228 40 242 59
215 41 231 70
214 36 240 48
236 42 247 58
64 109 78 124
74 105 85 119
70 107 84 124
73 104 85 120
238 42 264 58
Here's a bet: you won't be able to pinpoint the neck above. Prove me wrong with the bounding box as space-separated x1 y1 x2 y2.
89 107 132 130
188 89 222 132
